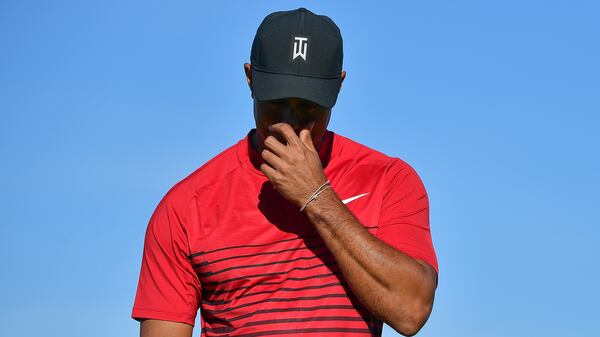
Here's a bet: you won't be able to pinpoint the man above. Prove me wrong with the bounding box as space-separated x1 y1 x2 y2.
132 7 438 337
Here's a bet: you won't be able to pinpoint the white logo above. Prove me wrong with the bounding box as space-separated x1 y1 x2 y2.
342 193 370 205
292 36 308 61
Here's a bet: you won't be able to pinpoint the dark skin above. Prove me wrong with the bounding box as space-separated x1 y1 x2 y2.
140 63 437 337
250 97 331 159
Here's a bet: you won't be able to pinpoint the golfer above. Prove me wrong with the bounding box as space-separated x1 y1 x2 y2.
132 7 438 337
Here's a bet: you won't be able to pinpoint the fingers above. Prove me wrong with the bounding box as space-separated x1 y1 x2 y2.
263 135 287 157
260 148 284 171
268 123 300 146
299 129 313 149
259 162 278 180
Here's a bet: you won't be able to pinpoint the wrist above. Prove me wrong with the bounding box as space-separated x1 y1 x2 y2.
301 183 337 214
299 180 331 212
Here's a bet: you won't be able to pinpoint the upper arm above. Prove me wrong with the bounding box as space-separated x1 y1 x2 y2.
140 319 193 337
376 158 439 280
131 196 202 326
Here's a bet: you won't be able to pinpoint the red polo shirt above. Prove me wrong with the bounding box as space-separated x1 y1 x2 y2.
131 128 438 336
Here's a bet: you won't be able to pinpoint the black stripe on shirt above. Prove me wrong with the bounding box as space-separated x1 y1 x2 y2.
203 304 361 324
190 234 321 259
192 243 326 268
203 316 369 333
203 272 343 295
202 281 345 304
189 226 377 259
197 251 332 277
202 260 338 286
207 327 373 337
203 293 351 315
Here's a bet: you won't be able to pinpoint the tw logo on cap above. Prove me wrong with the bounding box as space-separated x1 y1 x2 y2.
292 36 309 62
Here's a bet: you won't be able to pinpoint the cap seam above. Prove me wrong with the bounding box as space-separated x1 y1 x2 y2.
254 11 300 66
298 9 304 76
251 65 341 79
317 15 342 36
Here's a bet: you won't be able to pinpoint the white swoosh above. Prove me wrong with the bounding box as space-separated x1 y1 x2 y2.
342 193 370 204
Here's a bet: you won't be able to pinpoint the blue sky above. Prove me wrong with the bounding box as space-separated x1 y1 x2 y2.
1 1 598 336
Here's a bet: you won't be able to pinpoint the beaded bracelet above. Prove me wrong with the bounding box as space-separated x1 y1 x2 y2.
300 180 331 212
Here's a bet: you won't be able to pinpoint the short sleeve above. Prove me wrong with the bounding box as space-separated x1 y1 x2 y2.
131 196 202 326
376 159 439 281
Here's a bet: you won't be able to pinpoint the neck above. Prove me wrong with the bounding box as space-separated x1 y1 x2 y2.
250 130 263 154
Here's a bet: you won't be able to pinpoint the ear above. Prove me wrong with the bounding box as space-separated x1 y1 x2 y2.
244 63 253 96
339 70 346 91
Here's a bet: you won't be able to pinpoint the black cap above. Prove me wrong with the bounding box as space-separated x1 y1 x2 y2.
250 7 344 109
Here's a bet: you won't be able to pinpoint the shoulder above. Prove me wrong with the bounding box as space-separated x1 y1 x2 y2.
333 131 425 187
333 131 410 172
159 137 244 210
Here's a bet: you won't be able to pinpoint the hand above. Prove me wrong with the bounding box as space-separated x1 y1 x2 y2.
259 122 328 208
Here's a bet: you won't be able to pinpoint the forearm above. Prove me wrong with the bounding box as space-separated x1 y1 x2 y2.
303 187 435 335
257 122 436 334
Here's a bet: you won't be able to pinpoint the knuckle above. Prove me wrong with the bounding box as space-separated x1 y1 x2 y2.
266 136 285 151
264 136 273 146
271 174 279 183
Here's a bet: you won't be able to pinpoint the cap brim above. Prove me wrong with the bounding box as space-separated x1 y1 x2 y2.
251 67 342 109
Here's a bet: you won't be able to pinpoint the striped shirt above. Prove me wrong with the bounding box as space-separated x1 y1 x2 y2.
131 128 439 336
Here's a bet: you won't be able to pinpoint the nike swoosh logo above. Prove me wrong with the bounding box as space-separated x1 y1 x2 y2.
342 193 370 204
